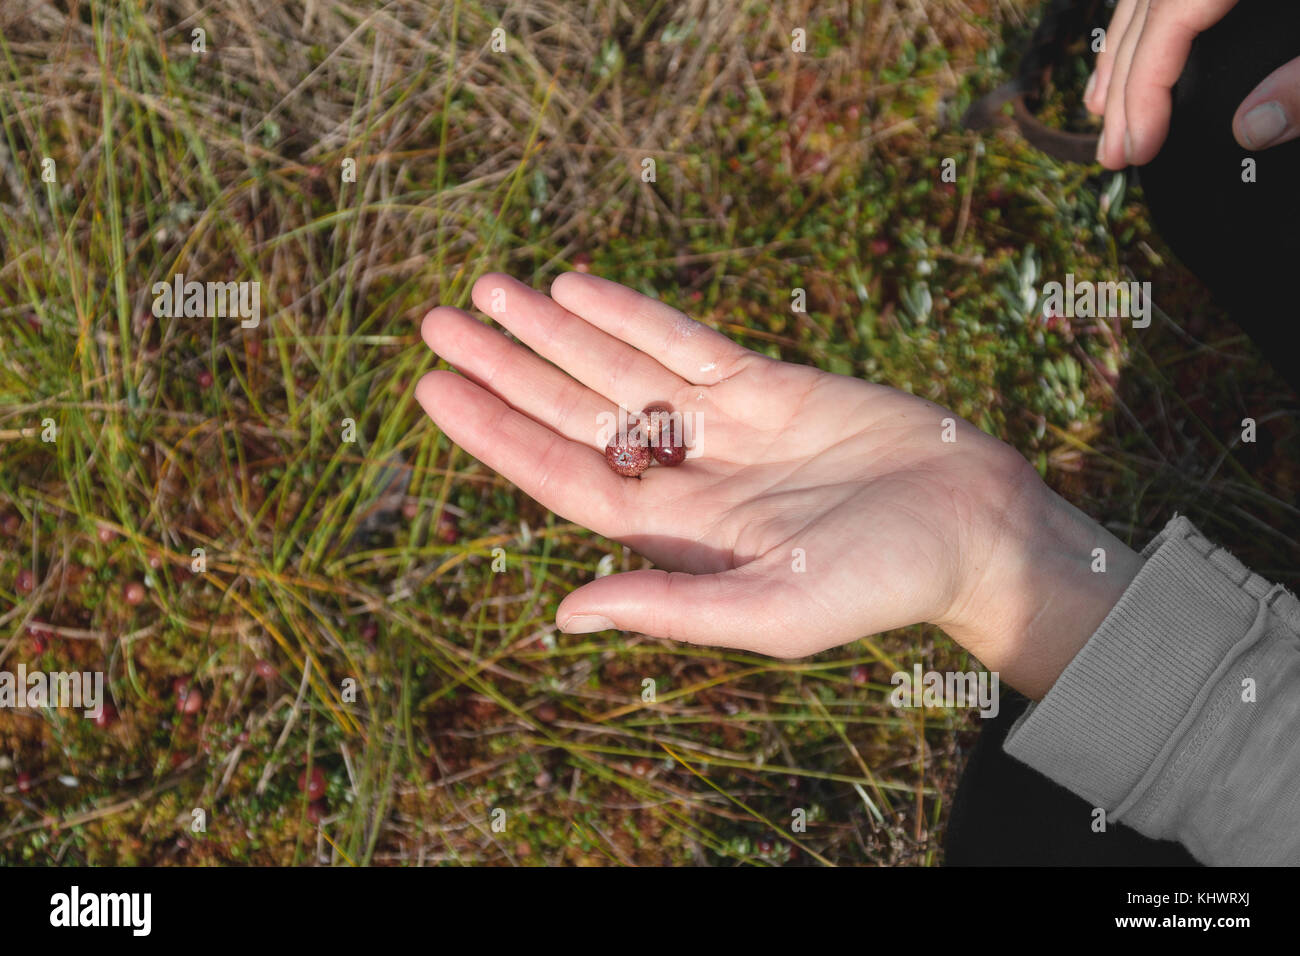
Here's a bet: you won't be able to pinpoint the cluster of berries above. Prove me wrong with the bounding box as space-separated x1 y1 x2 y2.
603 403 686 477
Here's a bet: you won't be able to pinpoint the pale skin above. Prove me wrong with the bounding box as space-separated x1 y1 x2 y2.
416 273 1145 700
1089 0 1300 167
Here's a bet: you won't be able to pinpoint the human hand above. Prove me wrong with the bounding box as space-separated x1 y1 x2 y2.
1087 0 1300 167
415 273 1142 696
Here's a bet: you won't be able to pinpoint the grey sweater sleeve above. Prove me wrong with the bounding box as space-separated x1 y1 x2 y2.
1003 514 1300 865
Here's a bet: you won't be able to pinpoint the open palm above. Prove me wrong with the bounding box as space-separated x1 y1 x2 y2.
415 273 1039 659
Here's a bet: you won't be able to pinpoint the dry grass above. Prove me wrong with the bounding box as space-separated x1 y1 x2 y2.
0 0 1294 865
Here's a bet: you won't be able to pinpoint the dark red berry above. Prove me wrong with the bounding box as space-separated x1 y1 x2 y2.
197 369 214 389
16 771 32 793
298 766 327 800
254 659 277 680
639 404 687 467
638 403 670 444
652 441 686 467
123 581 146 605
757 838 775 855
175 679 203 714
850 664 870 686
306 799 327 824
15 568 35 594
1 513 20 536
572 251 593 273
437 514 459 543
96 524 116 544
535 701 559 723
95 703 118 728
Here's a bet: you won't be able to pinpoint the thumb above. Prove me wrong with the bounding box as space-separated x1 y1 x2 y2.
555 565 810 658
1234 55 1300 150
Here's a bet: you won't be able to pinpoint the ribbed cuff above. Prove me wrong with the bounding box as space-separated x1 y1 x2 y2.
1003 515 1275 809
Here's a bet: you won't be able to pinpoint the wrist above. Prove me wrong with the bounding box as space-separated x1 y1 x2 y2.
939 461 1144 699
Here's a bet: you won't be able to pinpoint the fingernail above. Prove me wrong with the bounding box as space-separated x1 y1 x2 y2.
560 614 615 634
1084 71 1096 103
1123 130 1134 164
1240 102 1288 148
1095 129 1107 163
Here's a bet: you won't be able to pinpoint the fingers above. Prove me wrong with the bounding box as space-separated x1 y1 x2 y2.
420 305 615 449
1086 0 1141 115
1089 0 1243 167
554 565 813 658
549 272 755 385
1097 0 1149 167
470 272 685 412
1114 6 1201 165
1234 55 1300 150
414 370 630 538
